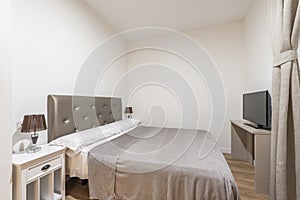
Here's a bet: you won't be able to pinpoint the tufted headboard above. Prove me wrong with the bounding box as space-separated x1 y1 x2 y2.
47 95 122 142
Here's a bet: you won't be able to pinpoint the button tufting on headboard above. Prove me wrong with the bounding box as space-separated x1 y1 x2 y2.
63 119 70 124
47 95 122 142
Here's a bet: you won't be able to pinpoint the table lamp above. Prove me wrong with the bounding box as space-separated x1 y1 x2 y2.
21 114 47 153
125 106 133 118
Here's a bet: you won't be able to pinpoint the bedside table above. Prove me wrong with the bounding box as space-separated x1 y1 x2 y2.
12 145 65 200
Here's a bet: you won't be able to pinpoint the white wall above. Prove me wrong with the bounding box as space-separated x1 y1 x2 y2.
243 0 273 92
0 0 12 198
12 0 127 147
126 22 246 152
187 23 246 151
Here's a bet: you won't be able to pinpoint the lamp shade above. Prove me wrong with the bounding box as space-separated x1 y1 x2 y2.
21 114 47 133
124 106 133 114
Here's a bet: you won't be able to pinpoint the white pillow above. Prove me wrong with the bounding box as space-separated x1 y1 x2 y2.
50 123 121 151
78 124 121 146
112 118 140 132
50 119 141 151
99 123 121 137
49 132 82 152
130 118 141 126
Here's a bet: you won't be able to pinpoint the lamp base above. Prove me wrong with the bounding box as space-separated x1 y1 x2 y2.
26 146 41 153
27 132 41 153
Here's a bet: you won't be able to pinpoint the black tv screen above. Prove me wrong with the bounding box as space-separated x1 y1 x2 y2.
243 90 271 129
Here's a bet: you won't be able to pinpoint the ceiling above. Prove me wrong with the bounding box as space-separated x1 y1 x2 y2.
83 0 254 32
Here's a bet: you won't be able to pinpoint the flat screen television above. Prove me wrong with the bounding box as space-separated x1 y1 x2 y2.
243 90 271 129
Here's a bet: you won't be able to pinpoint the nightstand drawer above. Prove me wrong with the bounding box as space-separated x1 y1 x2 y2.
27 156 62 183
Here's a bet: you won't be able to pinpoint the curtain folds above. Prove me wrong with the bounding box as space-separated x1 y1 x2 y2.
270 0 300 199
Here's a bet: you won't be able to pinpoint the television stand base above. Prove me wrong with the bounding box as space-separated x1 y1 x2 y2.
244 123 263 129
244 123 271 130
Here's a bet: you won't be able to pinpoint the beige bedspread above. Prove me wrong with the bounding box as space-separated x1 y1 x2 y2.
88 126 239 200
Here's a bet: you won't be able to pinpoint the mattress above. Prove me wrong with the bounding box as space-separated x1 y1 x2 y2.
88 126 239 200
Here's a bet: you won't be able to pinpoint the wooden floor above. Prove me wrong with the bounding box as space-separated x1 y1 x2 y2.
66 178 90 200
224 154 269 200
66 154 270 200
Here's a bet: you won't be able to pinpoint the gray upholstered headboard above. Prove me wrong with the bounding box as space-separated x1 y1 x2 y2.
47 95 122 142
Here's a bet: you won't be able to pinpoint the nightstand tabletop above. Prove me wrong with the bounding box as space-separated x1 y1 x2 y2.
12 145 65 166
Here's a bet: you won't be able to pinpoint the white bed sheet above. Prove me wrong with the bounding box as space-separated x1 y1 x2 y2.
66 126 137 179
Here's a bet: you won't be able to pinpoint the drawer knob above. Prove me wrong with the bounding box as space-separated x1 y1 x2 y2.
41 164 51 172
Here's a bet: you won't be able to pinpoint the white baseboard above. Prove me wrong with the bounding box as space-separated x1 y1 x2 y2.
220 148 231 154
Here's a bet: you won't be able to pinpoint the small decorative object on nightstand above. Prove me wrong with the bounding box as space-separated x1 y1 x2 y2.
125 106 133 118
21 114 47 153
12 145 65 200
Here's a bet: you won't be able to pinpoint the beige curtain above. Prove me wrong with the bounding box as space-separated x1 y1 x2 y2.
270 0 300 199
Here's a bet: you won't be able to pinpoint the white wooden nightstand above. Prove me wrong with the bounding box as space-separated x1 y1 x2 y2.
12 145 65 200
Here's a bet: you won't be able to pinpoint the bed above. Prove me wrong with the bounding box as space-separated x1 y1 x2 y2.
47 95 239 200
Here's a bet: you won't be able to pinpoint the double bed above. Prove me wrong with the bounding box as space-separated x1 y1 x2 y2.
47 95 239 200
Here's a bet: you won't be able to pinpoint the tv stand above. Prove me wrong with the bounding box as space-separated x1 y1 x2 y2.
231 120 271 194
243 122 264 129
